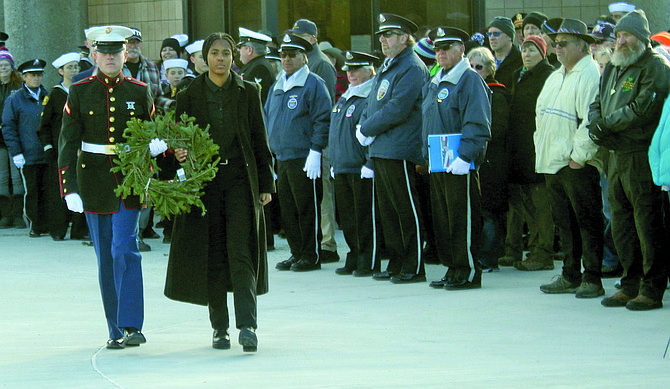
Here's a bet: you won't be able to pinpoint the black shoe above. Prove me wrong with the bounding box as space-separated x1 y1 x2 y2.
429 277 452 288
106 338 124 349
372 270 397 280
29 230 41 238
162 236 171 244
444 276 482 290
239 327 258 352
142 228 160 239
352 269 374 277
276 256 298 271
290 259 321 272
335 266 354 275
121 328 146 347
138 239 151 252
320 250 340 263
390 273 426 284
212 329 231 349
51 234 65 241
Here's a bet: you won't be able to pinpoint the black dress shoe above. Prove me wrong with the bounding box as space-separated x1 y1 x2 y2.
372 270 397 280
239 327 258 352
290 258 321 272
121 328 146 346
429 277 453 288
29 230 41 238
106 338 124 349
390 273 426 284
51 234 65 241
444 277 481 290
142 228 160 239
320 250 340 263
212 329 231 349
352 269 374 277
276 256 298 271
335 266 355 275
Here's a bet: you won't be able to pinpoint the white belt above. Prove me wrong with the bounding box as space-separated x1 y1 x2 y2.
81 142 117 155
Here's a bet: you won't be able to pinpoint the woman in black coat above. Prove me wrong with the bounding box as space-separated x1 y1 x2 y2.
503 35 557 271
163 33 275 352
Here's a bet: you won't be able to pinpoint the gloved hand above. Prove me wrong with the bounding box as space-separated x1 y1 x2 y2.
447 157 471 175
12 154 25 169
65 193 84 213
330 166 335 179
303 149 322 179
361 166 374 179
587 120 611 147
355 125 375 146
149 138 168 157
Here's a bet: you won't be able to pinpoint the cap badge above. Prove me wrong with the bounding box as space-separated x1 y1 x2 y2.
293 23 299 29
437 28 445 37
105 27 112 34
346 51 353 60
33 59 39 65
379 14 386 23
283 34 291 43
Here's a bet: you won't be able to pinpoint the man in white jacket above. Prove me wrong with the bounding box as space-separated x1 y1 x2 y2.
534 19 605 298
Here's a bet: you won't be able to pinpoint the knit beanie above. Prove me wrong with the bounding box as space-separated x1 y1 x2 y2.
614 9 651 46
413 37 435 59
0 46 14 68
488 16 515 40
161 38 182 56
522 35 547 58
523 12 548 31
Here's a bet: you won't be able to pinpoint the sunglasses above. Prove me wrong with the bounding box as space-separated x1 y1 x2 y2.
380 30 403 38
434 44 455 52
486 31 502 38
554 39 579 48
470 64 484 70
280 52 298 58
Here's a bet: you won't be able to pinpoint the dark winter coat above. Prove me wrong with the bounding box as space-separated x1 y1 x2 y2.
164 72 275 305
494 45 523 89
2 85 49 165
507 59 555 185
37 85 68 163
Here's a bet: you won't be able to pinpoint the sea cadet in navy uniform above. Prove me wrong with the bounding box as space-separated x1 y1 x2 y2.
237 27 275 104
356 13 429 283
58 25 158 349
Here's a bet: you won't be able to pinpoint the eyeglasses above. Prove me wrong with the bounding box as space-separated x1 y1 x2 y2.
434 44 455 52
486 31 502 38
554 39 579 48
470 64 484 70
380 31 402 38
280 52 298 59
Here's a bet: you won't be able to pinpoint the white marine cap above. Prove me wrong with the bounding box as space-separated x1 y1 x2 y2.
608 2 636 13
86 25 134 53
171 34 189 47
52 52 81 69
185 39 204 55
163 58 188 70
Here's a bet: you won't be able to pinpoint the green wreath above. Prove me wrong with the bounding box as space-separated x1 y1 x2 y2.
111 111 220 217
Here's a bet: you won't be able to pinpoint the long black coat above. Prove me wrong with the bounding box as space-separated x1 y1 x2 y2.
163 72 275 305
507 59 555 185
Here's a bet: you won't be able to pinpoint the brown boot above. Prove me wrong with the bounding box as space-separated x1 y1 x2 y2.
513 259 554 271
625 294 663 311
601 291 634 307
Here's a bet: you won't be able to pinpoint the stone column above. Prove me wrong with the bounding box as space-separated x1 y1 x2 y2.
4 0 87 88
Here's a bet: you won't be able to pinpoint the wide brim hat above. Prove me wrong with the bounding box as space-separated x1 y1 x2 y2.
375 13 418 35
341 51 380 71
18 59 46 73
547 18 598 44
428 27 470 48
541 18 564 36
278 34 312 53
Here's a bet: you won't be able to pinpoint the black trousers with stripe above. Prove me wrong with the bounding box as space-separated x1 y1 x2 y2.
373 158 424 276
277 158 322 263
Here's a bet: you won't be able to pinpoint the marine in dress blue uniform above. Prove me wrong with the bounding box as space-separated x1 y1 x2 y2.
58 26 155 349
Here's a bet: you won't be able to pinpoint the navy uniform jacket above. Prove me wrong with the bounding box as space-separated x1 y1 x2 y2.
58 73 154 213
1 85 49 165
421 58 491 168
359 47 429 165
240 55 275 104
264 65 331 161
37 85 68 154
329 77 374 174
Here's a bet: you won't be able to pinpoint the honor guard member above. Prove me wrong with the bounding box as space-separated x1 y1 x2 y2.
422 28 492 290
330 51 381 276
264 34 332 272
237 27 274 104
58 25 158 349
356 13 429 283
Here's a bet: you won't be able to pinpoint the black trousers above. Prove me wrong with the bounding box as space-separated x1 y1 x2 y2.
373 158 424 276
334 173 380 272
429 171 482 281
277 158 322 263
21 163 48 233
206 160 257 330
545 165 603 284
609 152 668 300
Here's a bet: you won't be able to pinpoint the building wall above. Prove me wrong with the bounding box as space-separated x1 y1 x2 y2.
88 0 186 63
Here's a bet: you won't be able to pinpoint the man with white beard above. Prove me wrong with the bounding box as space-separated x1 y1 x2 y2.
588 9 670 311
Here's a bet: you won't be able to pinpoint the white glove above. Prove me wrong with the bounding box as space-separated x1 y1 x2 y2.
447 157 471 175
361 166 374 179
355 125 375 146
330 166 335 179
65 193 84 213
303 150 322 179
12 154 25 169
149 138 168 157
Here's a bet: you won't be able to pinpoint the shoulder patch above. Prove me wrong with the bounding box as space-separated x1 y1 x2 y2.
42 96 49 106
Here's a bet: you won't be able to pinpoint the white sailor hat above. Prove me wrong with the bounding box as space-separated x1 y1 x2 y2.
18 59 46 74
237 27 272 47
608 2 636 13
171 34 189 47
51 52 81 69
185 40 204 55
163 58 189 70
87 25 134 53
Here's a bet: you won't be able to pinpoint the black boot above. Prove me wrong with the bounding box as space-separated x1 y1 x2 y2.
11 195 26 229
0 195 12 228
